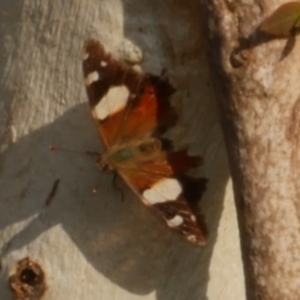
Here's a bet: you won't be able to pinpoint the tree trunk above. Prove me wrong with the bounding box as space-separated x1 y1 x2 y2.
202 1 300 299
0 0 245 299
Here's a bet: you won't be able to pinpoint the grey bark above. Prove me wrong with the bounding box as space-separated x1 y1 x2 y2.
202 1 300 299
0 1 245 299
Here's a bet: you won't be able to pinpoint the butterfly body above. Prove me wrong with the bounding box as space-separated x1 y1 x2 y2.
97 138 161 171
82 40 208 245
109 138 161 164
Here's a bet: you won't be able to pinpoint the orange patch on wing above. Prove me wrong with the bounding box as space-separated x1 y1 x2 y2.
100 80 176 147
118 150 200 191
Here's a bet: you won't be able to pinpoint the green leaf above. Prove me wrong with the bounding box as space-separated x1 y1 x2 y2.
260 2 300 37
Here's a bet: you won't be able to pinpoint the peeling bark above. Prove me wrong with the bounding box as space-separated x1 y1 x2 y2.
201 1 300 299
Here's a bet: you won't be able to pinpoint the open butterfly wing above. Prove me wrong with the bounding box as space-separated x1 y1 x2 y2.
118 150 207 245
82 40 208 245
82 40 176 148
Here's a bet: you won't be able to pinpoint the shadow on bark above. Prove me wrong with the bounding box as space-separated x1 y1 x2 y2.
0 101 228 300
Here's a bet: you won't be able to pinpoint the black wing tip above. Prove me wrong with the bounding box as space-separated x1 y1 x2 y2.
178 174 208 203
83 39 104 50
82 39 106 62
154 199 207 246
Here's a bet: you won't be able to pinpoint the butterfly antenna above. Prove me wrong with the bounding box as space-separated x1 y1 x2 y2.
48 145 100 158
113 172 125 202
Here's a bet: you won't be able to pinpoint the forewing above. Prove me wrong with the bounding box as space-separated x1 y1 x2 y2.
82 40 177 148
118 150 207 246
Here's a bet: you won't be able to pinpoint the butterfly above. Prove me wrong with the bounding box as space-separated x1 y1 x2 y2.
82 40 208 245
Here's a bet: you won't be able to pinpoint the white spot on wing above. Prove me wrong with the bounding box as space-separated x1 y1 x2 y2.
191 215 196 222
94 85 129 120
187 235 197 243
11 126 17 143
132 65 142 73
143 178 182 205
100 60 107 67
82 51 89 60
85 71 99 86
167 215 184 227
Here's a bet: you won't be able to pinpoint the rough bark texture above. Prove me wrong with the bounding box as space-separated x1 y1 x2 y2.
0 1 245 299
202 1 300 299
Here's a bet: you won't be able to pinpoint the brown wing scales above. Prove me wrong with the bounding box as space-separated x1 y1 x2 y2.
82 40 208 246
118 150 207 245
83 40 176 147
